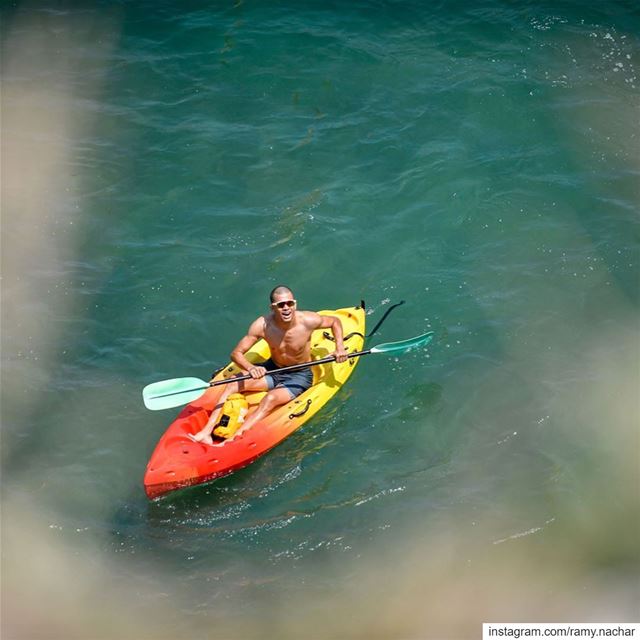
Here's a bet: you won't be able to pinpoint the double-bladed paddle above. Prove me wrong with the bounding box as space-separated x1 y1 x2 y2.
142 331 434 411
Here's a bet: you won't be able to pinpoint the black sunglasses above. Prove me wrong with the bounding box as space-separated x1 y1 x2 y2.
272 299 297 309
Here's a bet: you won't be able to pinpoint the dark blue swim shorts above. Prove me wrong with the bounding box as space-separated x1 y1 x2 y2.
262 359 313 399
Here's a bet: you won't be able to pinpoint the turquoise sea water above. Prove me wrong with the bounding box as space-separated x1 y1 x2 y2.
2 2 639 638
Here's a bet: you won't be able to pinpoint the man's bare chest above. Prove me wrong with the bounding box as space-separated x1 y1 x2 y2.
264 323 310 351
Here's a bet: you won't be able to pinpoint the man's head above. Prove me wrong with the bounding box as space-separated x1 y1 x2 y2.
269 285 297 322
269 285 294 303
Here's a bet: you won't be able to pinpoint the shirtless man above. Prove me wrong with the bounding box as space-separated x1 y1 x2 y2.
191 286 348 445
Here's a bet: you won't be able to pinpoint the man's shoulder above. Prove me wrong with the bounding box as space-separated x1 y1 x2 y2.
249 315 268 335
298 310 322 326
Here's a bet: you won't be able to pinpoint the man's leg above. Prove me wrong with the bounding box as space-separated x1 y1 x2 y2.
238 387 292 432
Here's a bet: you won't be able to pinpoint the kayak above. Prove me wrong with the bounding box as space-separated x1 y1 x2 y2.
143 304 365 499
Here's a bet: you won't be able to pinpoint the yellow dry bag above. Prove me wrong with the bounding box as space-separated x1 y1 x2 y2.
213 393 249 439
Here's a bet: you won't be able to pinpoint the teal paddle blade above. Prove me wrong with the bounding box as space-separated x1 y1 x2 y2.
371 331 434 355
143 376 209 411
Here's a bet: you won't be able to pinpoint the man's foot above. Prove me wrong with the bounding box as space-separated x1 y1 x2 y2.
189 431 213 445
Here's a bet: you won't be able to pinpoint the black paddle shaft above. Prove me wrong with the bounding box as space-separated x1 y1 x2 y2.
209 349 373 388
151 349 373 401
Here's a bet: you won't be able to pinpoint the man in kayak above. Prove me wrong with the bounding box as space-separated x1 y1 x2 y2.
191 286 348 445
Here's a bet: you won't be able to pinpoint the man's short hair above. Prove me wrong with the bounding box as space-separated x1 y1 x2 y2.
270 285 293 303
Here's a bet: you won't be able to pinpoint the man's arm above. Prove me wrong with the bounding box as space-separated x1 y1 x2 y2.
313 313 348 363
230 317 267 377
